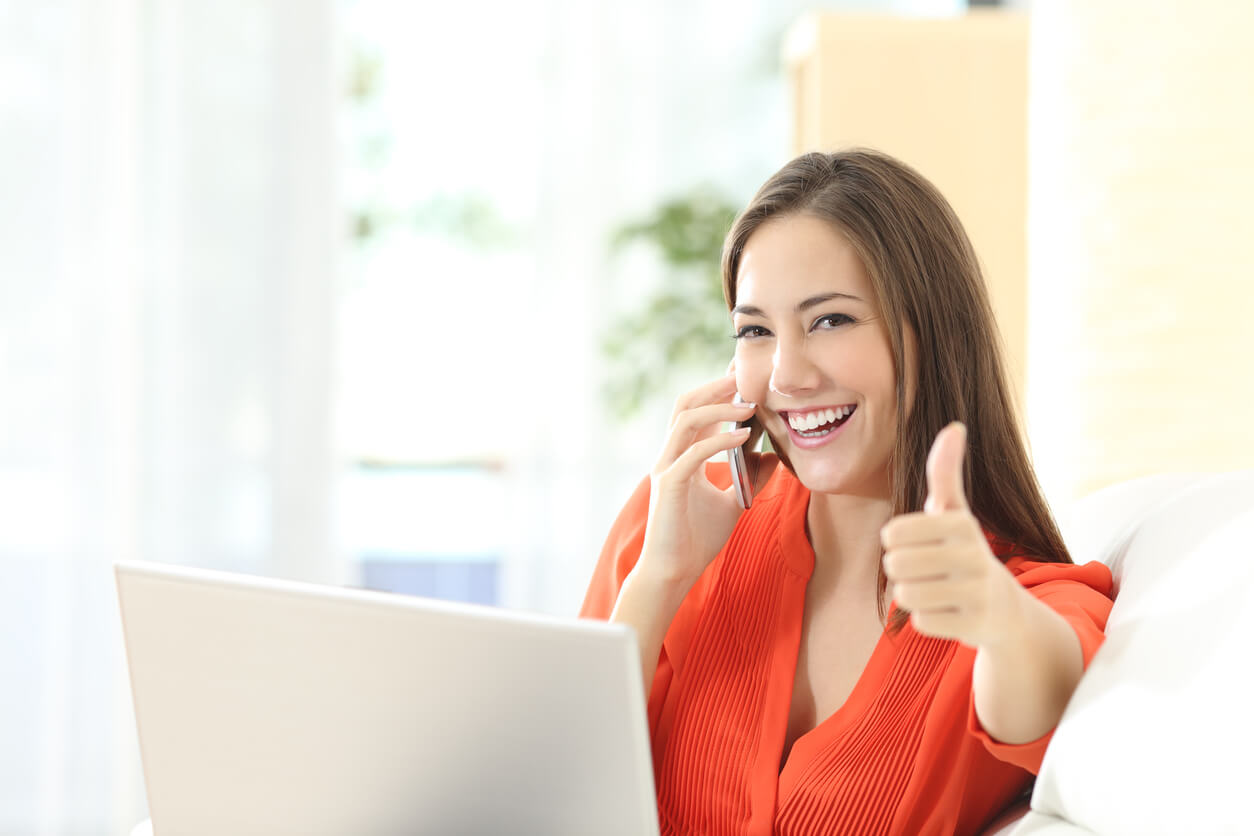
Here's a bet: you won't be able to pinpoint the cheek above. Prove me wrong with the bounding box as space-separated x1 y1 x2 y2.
733 349 772 401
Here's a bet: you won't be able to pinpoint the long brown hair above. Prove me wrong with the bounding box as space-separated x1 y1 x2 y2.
722 149 1070 628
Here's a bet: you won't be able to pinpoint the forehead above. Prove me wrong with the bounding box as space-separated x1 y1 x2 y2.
735 214 875 308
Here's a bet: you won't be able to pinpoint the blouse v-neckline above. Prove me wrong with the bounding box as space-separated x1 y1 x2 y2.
772 472 901 786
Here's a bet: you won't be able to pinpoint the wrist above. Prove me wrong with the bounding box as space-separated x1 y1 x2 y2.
972 582 1085 744
610 558 697 643
978 574 1037 655
630 553 701 596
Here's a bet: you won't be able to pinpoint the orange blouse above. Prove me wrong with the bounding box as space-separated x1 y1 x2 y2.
581 464 1113 836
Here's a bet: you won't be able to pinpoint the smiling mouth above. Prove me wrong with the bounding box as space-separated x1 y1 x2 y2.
784 405 857 438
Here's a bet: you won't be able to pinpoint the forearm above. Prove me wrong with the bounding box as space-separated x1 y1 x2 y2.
972 586 1085 744
610 562 695 696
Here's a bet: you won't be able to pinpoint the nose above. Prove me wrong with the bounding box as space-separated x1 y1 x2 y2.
769 333 822 397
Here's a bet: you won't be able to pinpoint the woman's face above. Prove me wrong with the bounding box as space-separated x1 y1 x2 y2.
732 214 915 498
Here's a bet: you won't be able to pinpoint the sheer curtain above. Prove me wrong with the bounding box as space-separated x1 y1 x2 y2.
0 0 337 832
0 0 969 830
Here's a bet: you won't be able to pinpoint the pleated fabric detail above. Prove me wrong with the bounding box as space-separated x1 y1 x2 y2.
655 497 796 836
775 633 955 835
582 464 1114 836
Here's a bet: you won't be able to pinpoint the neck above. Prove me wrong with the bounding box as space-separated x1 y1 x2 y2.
805 489 894 593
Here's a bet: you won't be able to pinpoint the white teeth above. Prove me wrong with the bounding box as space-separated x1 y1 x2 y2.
789 407 855 434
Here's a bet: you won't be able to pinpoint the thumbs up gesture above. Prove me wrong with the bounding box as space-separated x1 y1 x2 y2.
880 423 1024 647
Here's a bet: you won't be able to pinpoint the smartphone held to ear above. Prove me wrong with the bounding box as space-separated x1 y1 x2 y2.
728 394 754 510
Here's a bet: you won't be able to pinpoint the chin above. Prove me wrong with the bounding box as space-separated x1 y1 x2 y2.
786 451 889 499
788 460 858 496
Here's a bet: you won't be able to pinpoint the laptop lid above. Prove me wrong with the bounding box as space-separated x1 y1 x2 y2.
115 561 659 835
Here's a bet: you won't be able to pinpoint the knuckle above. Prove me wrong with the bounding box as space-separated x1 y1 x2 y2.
894 583 913 608
881 552 898 577
953 512 980 537
882 518 909 546
671 405 697 430
694 434 719 453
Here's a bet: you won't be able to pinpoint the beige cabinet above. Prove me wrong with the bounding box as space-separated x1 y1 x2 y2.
784 11 1028 417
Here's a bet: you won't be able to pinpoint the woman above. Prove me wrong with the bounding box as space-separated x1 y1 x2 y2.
581 150 1114 835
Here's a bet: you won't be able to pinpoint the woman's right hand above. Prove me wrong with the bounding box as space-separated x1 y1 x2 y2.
636 372 759 587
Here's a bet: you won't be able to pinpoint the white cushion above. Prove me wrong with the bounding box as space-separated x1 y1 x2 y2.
1004 809 1097 835
1026 471 1254 835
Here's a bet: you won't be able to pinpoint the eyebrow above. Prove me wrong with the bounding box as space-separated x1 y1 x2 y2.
731 292 864 318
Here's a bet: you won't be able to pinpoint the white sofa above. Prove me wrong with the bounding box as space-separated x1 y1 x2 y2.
989 470 1254 835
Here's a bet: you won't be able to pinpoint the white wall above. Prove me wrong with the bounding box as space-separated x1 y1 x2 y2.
1027 1 1254 503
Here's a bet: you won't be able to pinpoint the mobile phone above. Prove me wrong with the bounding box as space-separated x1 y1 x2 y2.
728 393 754 510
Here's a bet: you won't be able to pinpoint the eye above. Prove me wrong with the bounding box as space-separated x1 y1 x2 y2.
733 324 771 340
811 312 855 332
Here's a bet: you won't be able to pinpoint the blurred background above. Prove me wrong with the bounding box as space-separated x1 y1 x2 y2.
2 0 1251 832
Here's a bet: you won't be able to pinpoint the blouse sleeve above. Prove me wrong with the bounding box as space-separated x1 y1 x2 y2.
966 559 1115 774
579 460 736 619
579 475 651 620
579 474 683 732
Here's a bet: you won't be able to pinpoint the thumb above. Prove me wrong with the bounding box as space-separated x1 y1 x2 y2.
925 422 969 513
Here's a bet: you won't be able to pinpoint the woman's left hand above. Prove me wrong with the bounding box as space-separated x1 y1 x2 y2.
880 422 1028 649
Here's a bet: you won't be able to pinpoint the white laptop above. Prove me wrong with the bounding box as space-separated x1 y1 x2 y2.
115 561 659 835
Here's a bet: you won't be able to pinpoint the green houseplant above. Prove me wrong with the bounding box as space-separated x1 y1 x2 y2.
602 189 741 418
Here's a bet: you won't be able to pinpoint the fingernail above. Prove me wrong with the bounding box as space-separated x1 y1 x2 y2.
735 400 756 409
733 427 751 435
